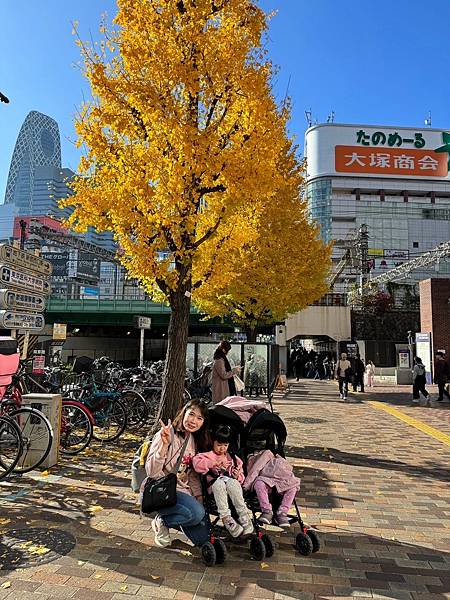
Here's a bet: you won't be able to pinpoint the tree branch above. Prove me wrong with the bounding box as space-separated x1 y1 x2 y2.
192 206 226 249
198 183 226 196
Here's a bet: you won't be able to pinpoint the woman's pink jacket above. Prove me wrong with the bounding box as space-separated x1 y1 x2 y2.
144 427 202 498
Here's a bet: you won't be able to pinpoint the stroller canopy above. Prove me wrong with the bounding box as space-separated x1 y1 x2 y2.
241 408 288 457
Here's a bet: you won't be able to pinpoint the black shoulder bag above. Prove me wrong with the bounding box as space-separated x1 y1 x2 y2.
141 433 190 515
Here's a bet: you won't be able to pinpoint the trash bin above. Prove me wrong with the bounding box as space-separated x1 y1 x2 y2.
21 393 62 469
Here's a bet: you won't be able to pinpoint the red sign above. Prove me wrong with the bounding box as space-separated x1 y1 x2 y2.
13 216 68 241
335 145 448 177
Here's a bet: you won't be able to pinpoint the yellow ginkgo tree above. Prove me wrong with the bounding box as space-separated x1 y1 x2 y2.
65 0 302 419
195 144 332 340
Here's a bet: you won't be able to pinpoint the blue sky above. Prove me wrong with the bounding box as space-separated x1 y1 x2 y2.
1 0 449 201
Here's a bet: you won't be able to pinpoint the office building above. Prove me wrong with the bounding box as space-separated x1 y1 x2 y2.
305 123 450 291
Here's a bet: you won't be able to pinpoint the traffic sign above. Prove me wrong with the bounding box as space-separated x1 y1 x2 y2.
0 311 45 332
134 316 151 329
53 323 67 340
0 289 46 312
0 265 51 295
0 245 52 276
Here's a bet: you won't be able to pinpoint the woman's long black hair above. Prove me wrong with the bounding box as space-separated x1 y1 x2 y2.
213 340 231 360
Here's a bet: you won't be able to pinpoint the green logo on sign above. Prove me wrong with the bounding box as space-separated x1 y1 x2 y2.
434 132 450 171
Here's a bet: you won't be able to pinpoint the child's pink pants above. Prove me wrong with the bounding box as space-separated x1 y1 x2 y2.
254 479 297 513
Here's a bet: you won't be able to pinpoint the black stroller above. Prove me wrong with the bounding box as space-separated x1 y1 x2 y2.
199 405 276 566
241 408 320 556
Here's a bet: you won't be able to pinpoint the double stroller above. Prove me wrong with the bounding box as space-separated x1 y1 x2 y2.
199 403 320 566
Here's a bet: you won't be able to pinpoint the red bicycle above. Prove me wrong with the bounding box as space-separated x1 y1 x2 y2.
5 361 94 458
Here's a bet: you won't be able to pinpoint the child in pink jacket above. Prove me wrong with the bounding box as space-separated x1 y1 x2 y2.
192 425 253 537
243 449 300 528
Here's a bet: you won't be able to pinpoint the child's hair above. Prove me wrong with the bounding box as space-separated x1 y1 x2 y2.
211 425 232 444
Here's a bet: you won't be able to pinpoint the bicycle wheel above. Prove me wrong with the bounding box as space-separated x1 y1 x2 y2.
120 390 149 430
0 415 23 480
92 399 127 442
10 407 53 474
60 402 93 455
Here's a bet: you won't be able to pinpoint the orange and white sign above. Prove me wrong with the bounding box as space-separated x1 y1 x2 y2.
335 145 448 177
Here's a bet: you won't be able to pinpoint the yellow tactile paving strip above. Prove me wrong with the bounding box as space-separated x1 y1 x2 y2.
369 400 450 447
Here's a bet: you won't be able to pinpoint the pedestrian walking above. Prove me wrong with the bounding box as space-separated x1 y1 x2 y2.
412 356 430 406
143 399 211 548
293 353 302 381
352 355 365 392
365 360 375 388
211 341 241 404
433 351 450 403
335 352 352 401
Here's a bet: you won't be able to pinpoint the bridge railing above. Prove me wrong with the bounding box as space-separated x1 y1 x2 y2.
311 293 348 307
47 292 172 313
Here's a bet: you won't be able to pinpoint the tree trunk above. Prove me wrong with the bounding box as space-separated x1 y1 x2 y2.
245 325 258 343
157 291 191 423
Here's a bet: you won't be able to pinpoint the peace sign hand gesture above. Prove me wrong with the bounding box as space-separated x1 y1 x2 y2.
159 419 172 447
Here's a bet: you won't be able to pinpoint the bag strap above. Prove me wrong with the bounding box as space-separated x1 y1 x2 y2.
168 432 191 475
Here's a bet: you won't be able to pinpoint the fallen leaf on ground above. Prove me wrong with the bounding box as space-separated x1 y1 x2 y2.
180 550 192 557
1 582 11 589
120 585 128 591
260 562 270 569
41 470 50 476
77 560 85 565
0 519 10 526
87 505 103 513
150 575 160 580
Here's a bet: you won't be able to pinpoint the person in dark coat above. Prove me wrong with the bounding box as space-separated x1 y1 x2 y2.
352 356 365 392
434 352 450 402
412 356 430 406
293 353 302 381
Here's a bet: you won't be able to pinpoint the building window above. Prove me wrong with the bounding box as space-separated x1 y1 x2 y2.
306 178 332 243
413 242 419 248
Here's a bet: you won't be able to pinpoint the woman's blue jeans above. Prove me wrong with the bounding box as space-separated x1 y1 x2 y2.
158 491 209 547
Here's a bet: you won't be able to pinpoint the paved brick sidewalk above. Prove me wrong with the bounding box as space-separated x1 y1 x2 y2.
1 381 449 600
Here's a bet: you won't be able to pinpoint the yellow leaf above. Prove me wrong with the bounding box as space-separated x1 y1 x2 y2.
1 582 11 589
150 575 160 580
120 585 128 591
0 519 10 526
87 505 103 513
180 550 192 557
260 562 270 569
41 470 50 476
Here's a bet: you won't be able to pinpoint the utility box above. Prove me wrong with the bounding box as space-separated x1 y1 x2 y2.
21 393 62 469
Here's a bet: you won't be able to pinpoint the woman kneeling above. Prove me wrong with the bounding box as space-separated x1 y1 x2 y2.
144 399 210 548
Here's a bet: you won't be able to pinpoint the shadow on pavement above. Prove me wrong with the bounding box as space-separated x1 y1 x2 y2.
286 444 450 484
2 495 449 600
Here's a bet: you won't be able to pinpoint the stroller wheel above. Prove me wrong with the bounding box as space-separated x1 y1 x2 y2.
261 533 275 558
213 538 227 564
306 529 320 553
295 532 313 556
249 535 266 561
201 541 217 566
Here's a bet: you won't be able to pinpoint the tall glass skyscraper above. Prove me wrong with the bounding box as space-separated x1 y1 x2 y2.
4 111 62 213
3 110 116 251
